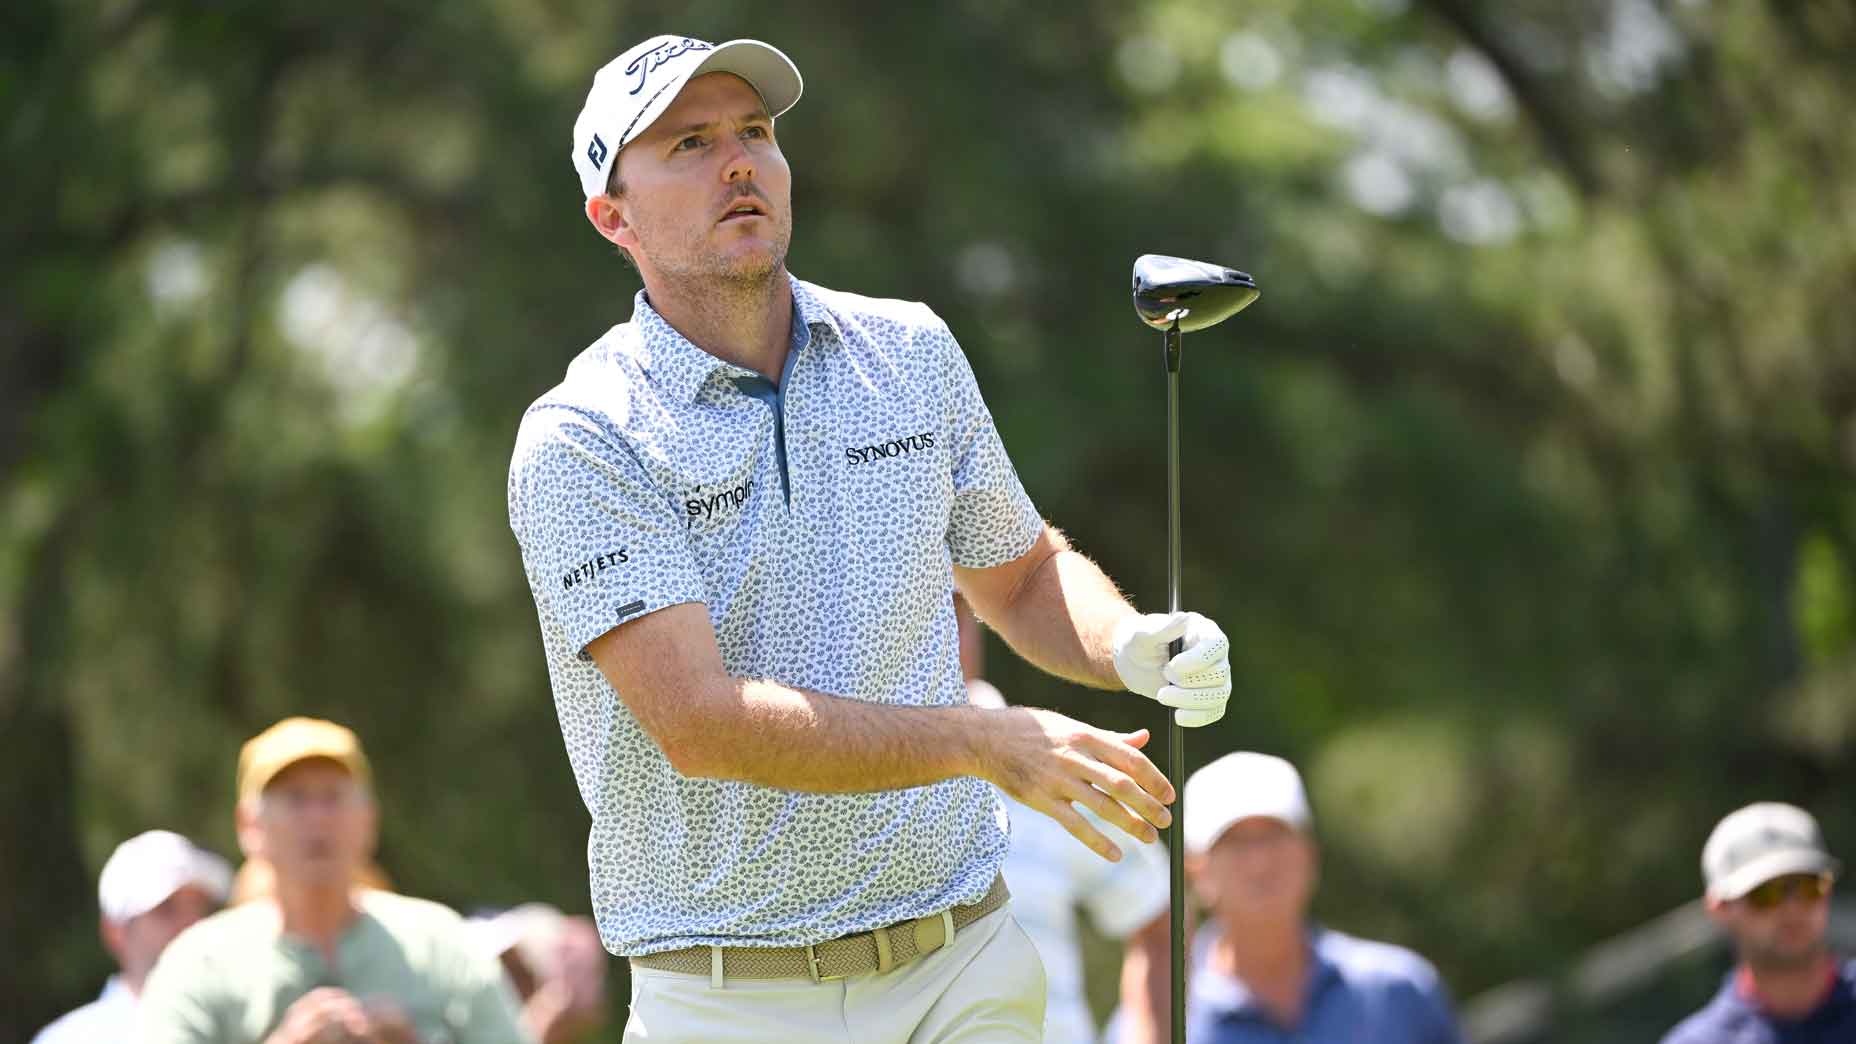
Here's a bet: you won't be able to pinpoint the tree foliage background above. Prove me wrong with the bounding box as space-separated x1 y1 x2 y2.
5 0 1853 1038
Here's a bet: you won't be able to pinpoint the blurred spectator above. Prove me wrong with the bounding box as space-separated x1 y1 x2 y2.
957 595 1171 1044
30 830 231 1044
1661 802 1853 1043
1170 751 1462 1043
139 716 531 1043
465 904 611 1044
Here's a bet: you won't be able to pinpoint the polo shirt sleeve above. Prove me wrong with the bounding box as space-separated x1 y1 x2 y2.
445 940 533 1044
508 403 709 658
923 312 1044 568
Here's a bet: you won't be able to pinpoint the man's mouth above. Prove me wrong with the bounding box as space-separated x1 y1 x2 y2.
719 199 766 223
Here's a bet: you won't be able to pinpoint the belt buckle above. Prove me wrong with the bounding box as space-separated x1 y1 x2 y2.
805 943 846 983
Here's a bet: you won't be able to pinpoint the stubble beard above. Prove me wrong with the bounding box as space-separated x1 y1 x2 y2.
644 208 792 294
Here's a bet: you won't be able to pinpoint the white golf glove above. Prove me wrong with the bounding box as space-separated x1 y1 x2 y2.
1112 611 1231 727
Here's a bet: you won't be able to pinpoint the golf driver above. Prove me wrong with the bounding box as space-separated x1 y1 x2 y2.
1130 253 1258 1044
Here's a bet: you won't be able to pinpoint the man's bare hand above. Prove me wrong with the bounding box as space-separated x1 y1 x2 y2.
359 999 421 1044
264 988 373 1044
973 706 1175 861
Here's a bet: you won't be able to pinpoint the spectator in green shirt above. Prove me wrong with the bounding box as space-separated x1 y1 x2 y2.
140 716 531 1044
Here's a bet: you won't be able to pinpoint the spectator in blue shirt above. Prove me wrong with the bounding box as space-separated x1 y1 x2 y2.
1662 801 1854 1044
1177 752 1462 1044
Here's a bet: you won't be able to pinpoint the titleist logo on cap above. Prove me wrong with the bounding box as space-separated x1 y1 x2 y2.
625 37 712 95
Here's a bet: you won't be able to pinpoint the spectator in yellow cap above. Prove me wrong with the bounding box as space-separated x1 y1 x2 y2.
139 717 531 1044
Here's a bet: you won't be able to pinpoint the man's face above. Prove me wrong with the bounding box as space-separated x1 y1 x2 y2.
1712 873 1834 971
595 72 793 285
1193 817 1317 926
105 884 216 984
247 758 376 890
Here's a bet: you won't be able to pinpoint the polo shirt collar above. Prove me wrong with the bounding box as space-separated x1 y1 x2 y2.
622 273 843 404
789 274 844 345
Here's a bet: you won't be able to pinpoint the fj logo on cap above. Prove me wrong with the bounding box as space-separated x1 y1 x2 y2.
587 134 608 170
625 37 712 95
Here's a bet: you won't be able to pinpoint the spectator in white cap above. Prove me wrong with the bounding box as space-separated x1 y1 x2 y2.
1166 751 1462 1044
1661 801 1853 1043
29 829 231 1044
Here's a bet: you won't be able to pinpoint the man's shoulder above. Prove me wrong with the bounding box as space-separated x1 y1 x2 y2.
518 325 637 426
508 327 647 483
29 992 129 1044
1658 987 1755 1044
142 902 273 1001
1318 928 1444 990
795 279 944 339
796 277 938 324
168 901 274 959
359 889 470 937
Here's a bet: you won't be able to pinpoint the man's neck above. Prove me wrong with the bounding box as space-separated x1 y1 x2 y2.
272 882 363 966
1739 952 1838 1019
1212 915 1309 1026
641 268 794 382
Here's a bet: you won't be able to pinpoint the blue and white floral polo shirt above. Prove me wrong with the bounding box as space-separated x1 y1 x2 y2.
508 273 1044 955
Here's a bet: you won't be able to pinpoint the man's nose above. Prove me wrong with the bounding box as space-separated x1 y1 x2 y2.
722 138 756 183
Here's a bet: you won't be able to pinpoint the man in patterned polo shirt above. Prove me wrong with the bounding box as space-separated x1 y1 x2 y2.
508 34 1235 1043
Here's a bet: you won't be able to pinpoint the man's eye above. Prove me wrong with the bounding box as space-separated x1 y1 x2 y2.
742 125 768 140
675 135 705 151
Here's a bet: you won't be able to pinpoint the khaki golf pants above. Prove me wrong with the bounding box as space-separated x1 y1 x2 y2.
623 906 1047 1042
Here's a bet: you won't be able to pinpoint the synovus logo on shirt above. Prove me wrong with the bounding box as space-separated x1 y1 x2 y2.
845 431 936 466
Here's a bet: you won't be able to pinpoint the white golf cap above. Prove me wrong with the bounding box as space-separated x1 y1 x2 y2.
1183 751 1312 855
571 35 803 200
1702 802 1841 902
97 830 232 923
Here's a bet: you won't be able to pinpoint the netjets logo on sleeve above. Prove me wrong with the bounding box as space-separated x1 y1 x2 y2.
845 431 937 466
562 549 629 590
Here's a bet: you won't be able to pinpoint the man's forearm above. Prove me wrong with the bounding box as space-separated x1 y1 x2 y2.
982 545 1133 691
674 679 988 791
1118 913 1172 1044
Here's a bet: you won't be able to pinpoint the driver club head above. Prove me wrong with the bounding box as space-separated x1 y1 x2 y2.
1132 254 1259 332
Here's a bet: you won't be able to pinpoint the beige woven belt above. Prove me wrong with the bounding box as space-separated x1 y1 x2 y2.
631 875 1010 983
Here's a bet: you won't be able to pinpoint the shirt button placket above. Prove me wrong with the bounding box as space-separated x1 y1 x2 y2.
785 364 805 513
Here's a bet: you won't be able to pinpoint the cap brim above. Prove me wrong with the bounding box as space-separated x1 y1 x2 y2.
689 40 803 118
1711 850 1842 901
1187 811 1308 855
242 749 365 802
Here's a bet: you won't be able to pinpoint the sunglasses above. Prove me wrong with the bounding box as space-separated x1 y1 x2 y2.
1742 872 1834 910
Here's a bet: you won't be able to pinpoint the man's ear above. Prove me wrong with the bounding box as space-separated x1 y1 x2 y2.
1704 893 1732 926
1187 852 1217 908
100 916 126 964
584 194 636 252
235 797 264 861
